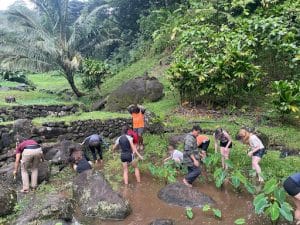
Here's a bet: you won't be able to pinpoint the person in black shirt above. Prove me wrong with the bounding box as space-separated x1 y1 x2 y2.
112 126 143 185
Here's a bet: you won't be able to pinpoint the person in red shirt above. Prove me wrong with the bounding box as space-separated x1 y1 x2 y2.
128 104 146 150
127 128 138 147
13 136 43 193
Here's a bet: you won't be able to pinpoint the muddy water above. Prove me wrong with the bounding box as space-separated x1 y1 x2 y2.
76 174 272 225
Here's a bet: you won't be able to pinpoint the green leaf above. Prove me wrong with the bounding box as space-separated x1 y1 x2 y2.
279 202 293 222
186 207 194 220
274 188 286 203
234 218 246 224
212 208 222 218
202 204 211 212
253 194 269 214
244 182 256 194
267 202 280 221
231 175 241 188
263 178 278 194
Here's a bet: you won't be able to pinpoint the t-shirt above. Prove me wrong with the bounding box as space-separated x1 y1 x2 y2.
183 133 200 166
249 135 264 150
197 135 209 146
171 150 183 162
127 129 138 144
132 112 145 129
85 134 102 145
291 173 300 186
16 140 39 154
116 135 133 154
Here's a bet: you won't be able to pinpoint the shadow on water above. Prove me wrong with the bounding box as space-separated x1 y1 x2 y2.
75 174 282 225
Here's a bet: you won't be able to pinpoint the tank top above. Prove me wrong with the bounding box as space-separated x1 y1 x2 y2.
132 112 144 128
119 135 132 154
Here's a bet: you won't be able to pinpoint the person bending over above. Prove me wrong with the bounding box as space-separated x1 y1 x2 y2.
283 172 300 225
196 130 210 160
238 128 266 182
112 126 143 185
128 104 146 151
164 144 183 164
13 136 43 193
81 134 104 164
69 147 92 173
214 128 232 170
183 125 201 187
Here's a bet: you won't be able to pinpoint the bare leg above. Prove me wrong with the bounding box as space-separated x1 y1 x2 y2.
122 163 129 185
220 147 230 170
252 156 263 182
294 194 300 222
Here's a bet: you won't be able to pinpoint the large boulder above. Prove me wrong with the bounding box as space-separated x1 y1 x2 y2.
0 161 50 189
0 182 17 216
73 170 131 220
13 119 33 140
43 140 76 164
149 219 175 225
158 182 214 208
106 75 164 111
15 192 74 225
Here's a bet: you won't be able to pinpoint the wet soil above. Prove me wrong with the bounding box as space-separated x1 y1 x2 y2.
76 175 283 225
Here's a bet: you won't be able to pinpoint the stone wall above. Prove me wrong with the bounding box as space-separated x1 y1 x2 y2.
0 104 79 122
32 119 131 142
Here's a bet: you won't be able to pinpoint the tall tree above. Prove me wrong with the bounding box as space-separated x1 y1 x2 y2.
0 0 119 97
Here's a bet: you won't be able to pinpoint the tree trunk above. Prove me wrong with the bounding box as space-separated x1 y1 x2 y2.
66 71 84 97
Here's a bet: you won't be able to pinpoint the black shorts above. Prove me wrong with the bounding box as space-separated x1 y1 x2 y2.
220 141 232 148
199 140 210 152
121 153 134 164
283 177 300 196
253 148 266 158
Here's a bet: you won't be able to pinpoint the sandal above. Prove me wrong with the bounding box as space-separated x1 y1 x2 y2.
20 189 29 193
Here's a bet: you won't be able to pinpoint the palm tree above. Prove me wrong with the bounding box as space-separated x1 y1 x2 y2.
0 0 120 97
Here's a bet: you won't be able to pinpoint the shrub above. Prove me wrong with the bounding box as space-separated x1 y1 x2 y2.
271 80 300 117
0 69 30 85
81 59 110 90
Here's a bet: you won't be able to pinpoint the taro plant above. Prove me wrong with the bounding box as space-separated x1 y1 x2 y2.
185 207 194 220
234 218 246 224
202 204 222 219
253 178 293 222
148 161 178 184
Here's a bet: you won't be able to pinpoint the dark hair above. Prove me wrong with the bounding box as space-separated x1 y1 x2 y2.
168 144 176 149
132 105 140 114
192 125 201 132
121 126 129 135
214 128 223 139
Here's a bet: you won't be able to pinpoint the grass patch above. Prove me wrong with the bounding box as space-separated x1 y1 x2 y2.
32 111 130 125
0 90 72 107
0 80 20 87
101 56 159 96
27 72 82 92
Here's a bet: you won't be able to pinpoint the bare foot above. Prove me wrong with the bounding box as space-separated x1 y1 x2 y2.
183 179 192 188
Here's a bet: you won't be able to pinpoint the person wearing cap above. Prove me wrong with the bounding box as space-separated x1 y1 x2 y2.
13 137 43 193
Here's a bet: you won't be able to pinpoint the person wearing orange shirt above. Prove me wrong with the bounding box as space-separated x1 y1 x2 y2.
196 129 210 160
128 104 146 150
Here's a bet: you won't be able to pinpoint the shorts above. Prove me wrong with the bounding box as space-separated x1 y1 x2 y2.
121 153 134 164
199 140 210 152
133 128 144 136
220 141 232 148
283 177 300 196
253 148 266 158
